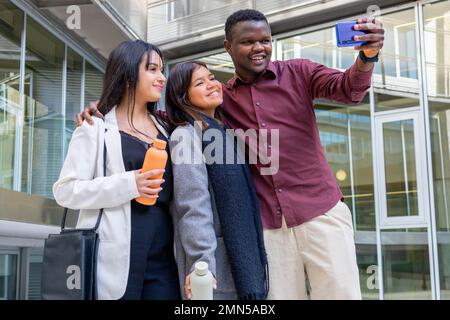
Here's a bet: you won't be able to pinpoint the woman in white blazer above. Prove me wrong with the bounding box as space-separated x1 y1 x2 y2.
53 40 181 300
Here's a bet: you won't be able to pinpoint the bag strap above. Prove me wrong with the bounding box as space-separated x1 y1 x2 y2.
61 135 107 232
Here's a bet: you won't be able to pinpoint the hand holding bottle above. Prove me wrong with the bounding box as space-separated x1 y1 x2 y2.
134 169 165 200
185 262 217 300
135 139 168 205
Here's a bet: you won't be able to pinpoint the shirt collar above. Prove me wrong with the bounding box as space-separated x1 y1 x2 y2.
227 61 277 88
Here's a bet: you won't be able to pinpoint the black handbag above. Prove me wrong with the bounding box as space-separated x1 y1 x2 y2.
41 141 107 300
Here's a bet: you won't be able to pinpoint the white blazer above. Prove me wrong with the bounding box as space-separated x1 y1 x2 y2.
53 106 169 300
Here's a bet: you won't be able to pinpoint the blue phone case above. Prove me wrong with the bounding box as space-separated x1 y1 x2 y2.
335 21 368 47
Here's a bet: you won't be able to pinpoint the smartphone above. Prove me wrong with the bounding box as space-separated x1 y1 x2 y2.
335 20 368 47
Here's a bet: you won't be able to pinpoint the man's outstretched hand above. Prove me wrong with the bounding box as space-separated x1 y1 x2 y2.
352 16 384 72
353 16 384 56
76 100 103 127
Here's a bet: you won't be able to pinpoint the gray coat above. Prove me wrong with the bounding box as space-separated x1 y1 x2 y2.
170 124 237 300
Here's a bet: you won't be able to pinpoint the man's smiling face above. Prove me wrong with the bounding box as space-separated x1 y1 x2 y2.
224 20 272 82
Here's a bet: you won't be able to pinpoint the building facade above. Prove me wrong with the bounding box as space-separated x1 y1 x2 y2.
150 0 450 300
0 0 143 299
0 0 449 300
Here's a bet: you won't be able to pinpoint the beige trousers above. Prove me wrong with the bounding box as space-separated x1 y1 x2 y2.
263 200 361 300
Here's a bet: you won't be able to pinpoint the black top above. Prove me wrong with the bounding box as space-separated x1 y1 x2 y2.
119 130 180 300
119 130 173 209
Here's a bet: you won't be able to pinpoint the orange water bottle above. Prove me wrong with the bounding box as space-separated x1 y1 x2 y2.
135 138 168 205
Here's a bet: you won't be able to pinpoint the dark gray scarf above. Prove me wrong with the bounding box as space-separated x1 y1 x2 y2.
196 115 268 300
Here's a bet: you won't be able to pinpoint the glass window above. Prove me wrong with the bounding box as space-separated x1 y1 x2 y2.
0 2 23 191
0 248 43 300
381 228 432 299
84 61 102 107
424 0 450 300
27 249 43 300
168 0 238 20
22 17 65 198
373 8 419 94
374 91 420 113
278 8 420 98
0 5 104 226
65 48 83 135
0 252 19 300
382 119 418 218
278 27 355 70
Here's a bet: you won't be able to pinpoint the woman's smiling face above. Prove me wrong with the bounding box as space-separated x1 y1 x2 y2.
187 65 223 112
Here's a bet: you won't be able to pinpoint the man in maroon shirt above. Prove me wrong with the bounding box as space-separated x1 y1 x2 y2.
219 9 383 300
78 9 384 300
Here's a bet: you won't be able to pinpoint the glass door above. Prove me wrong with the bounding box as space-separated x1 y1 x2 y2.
375 110 428 228
374 107 434 299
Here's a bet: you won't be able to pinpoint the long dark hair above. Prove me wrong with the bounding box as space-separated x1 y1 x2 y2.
165 61 223 132
97 40 167 134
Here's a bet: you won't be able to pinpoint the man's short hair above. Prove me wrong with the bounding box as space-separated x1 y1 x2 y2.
225 9 269 41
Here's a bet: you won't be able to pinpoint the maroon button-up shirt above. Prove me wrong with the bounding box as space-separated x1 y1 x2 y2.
222 59 373 229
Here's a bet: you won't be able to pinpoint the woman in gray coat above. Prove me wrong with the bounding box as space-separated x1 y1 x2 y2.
166 61 268 300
